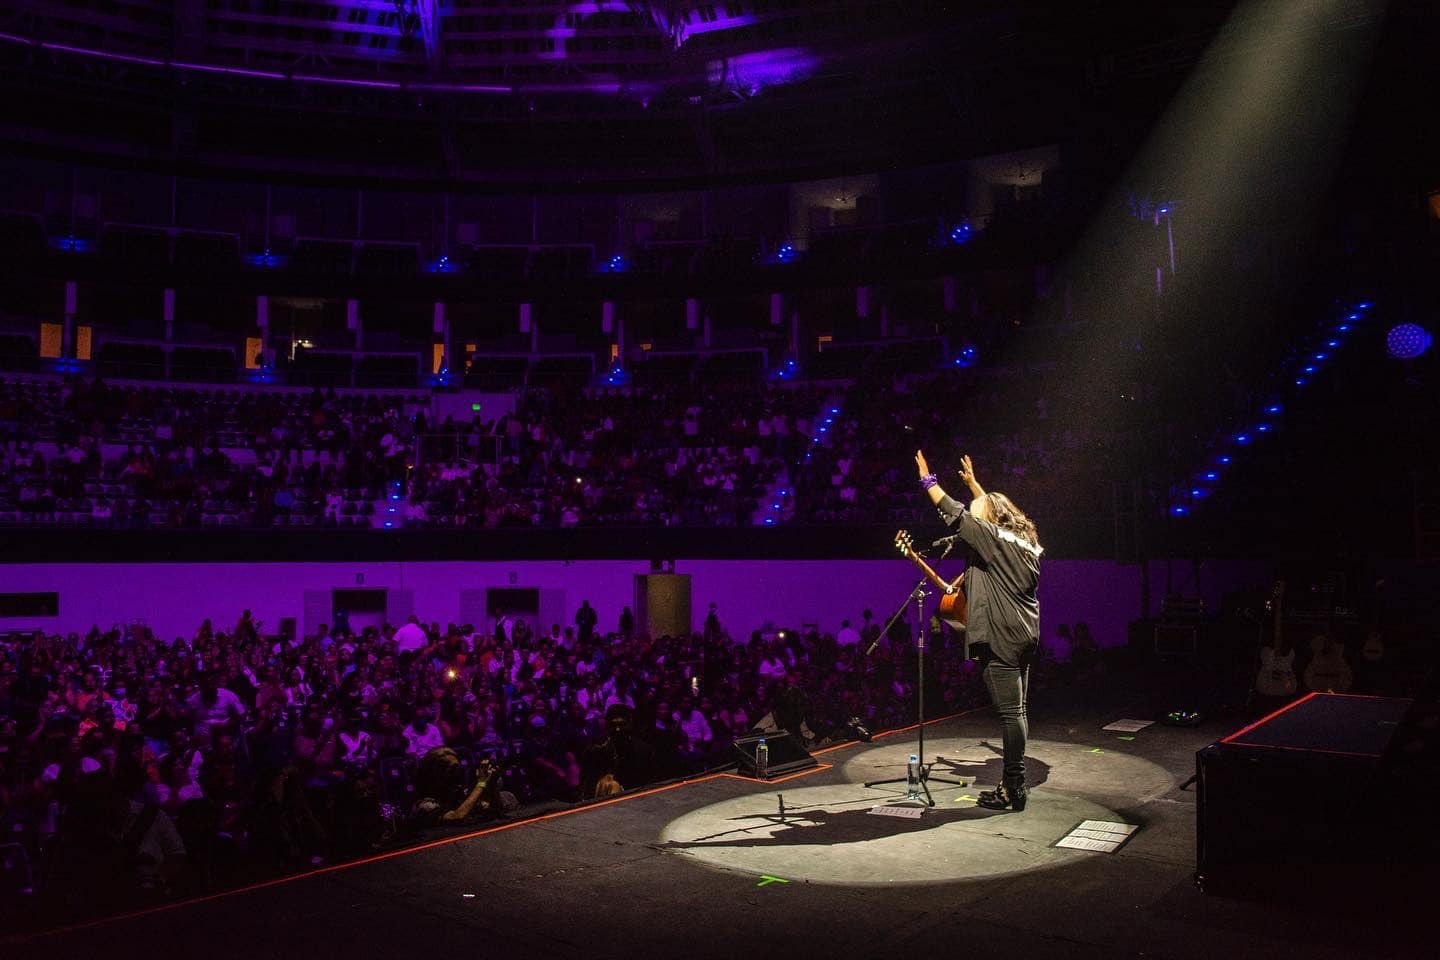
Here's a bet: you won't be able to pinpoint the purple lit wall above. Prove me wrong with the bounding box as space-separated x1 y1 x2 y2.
1 558 1272 654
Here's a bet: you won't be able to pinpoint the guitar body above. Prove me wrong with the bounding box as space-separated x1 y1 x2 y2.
1256 647 1297 697
1362 631 1384 662
1304 635 1353 693
937 581 967 630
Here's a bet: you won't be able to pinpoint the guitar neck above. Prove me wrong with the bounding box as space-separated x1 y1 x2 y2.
905 549 955 594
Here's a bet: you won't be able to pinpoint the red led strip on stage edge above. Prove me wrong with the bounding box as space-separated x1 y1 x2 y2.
1219 691 1400 758
1219 691 1320 744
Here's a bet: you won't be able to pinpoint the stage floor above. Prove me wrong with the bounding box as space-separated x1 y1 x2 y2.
6 707 1432 960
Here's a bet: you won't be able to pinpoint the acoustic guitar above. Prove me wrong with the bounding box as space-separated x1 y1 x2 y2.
894 529 967 630
1361 579 1385 663
1303 584 1353 693
1255 580 1297 698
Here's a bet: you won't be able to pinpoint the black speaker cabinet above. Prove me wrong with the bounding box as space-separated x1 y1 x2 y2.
1196 692 1412 895
733 731 818 780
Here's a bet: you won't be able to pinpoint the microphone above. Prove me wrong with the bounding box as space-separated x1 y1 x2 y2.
931 534 960 549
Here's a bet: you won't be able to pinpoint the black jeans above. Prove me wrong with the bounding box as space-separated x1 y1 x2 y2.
983 657 1032 783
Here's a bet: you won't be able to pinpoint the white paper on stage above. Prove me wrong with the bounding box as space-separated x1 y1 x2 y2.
1077 819 1138 835
1055 820 1139 853
1055 835 1125 853
1101 719 1155 733
868 805 925 819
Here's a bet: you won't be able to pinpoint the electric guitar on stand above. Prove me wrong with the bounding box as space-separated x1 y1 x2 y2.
893 530 966 630
1254 579 1297 698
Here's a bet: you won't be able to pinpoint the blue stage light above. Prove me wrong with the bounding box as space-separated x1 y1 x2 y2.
1235 434 1250 444
1171 506 1188 516
1266 405 1282 414
1218 456 1232 465
1386 323 1432 359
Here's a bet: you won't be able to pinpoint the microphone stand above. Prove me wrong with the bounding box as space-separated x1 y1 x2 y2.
864 539 967 806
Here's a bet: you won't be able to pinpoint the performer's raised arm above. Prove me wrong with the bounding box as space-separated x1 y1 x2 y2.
915 449 950 507
957 454 986 500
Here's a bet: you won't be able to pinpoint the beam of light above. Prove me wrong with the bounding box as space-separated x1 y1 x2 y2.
1021 0 1384 521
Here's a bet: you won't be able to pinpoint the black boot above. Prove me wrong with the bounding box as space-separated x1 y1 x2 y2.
977 778 1028 811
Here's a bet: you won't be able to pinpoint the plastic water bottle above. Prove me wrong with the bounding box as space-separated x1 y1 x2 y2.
906 754 920 795
756 737 769 780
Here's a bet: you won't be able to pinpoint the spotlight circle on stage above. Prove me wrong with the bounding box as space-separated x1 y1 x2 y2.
658 737 1174 887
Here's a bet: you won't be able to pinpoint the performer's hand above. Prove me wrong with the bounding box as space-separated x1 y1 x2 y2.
957 454 976 487
915 450 931 479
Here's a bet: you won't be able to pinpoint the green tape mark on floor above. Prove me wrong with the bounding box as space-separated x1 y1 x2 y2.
1089 747 1104 753
956 794 976 802
1117 736 1136 741
757 875 790 887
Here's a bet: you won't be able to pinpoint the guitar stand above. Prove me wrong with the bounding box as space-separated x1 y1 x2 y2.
864 558 968 807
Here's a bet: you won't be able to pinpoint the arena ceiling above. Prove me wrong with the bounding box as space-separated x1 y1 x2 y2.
0 1 1410 187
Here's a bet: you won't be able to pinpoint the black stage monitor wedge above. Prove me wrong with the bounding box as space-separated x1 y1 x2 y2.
733 731 818 779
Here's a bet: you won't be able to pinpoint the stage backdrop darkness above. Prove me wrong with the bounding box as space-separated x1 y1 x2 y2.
0 558 1272 652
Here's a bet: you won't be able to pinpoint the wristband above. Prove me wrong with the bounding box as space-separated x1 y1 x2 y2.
920 474 938 490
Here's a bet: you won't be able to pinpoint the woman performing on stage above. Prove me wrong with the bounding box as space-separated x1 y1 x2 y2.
915 450 1042 811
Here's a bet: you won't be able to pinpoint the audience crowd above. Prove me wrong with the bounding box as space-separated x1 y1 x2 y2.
0 601 992 900
0 377 835 529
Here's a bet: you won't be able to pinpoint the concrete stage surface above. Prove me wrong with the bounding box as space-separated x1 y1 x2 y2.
6 709 1431 960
